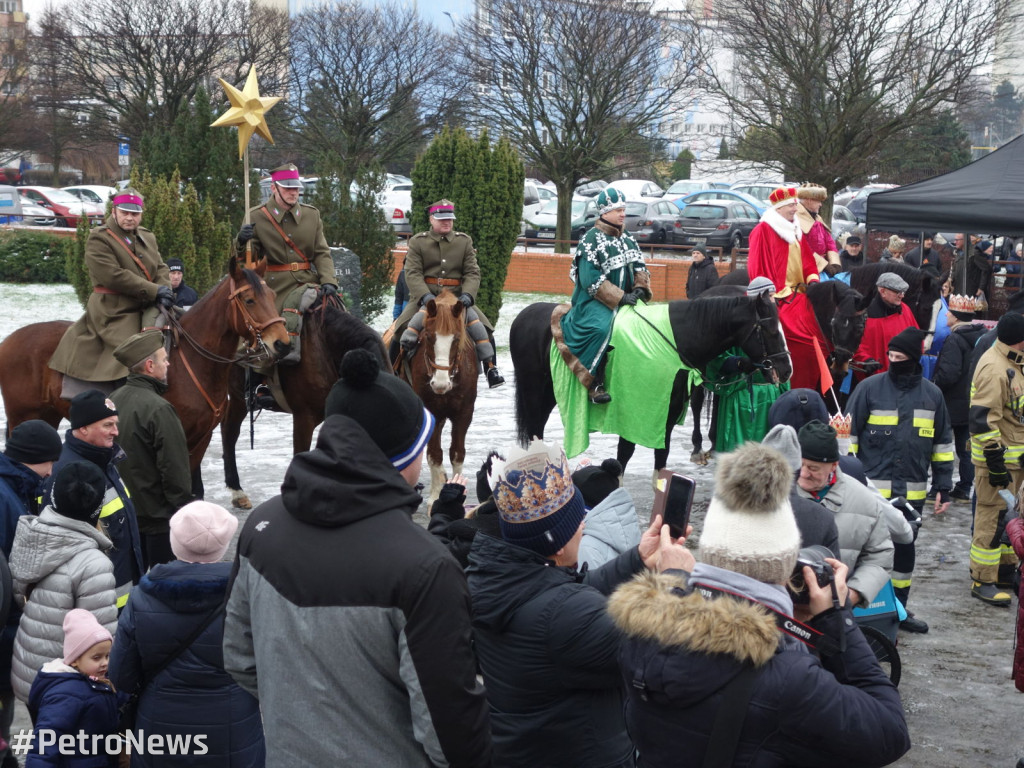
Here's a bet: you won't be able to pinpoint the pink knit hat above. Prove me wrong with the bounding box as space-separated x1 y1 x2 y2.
169 502 239 563
63 609 112 665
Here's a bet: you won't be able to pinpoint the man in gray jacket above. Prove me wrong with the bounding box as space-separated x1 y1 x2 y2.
795 421 896 608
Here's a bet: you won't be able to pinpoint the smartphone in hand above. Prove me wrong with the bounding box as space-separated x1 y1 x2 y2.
651 470 695 538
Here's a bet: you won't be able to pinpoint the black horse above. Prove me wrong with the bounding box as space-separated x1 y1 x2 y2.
509 290 793 475
848 261 944 332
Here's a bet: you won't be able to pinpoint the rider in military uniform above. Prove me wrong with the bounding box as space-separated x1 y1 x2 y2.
396 200 505 388
49 189 173 392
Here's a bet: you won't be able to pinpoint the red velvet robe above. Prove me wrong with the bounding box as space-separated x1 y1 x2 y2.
852 303 919 378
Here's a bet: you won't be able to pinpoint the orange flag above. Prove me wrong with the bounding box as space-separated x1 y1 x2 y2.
812 337 834 394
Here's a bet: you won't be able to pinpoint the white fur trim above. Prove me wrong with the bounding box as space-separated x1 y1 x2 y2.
760 207 802 245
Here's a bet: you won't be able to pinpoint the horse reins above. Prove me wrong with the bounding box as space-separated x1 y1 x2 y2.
421 321 467 380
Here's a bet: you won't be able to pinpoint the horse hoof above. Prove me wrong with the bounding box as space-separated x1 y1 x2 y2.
231 490 252 510
690 451 706 465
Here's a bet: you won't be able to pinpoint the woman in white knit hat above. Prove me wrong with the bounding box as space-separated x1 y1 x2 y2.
609 442 911 768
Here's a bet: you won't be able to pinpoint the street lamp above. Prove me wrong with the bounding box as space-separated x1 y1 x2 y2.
443 11 457 30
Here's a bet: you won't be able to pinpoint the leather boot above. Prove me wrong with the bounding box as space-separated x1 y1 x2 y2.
589 359 611 404
484 357 505 388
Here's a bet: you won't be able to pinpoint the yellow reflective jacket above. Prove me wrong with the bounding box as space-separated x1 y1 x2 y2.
969 340 1024 467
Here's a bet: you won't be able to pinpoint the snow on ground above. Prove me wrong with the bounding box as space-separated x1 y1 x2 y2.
0 283 1021 766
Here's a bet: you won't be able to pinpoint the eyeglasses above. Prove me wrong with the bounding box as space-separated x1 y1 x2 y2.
881 287 906 296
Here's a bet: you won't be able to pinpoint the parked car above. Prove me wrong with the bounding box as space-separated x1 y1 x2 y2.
830 204 863 242
729 182 778 205
666 180 710 197
63 185 118 207
833 186 861 208
18 196 58 227
846 184 898 222
0 185 25 225
624 199 680 244
523 196 599 242
574 179 607 197
18 186 104 228
607 179 665 199
672 200 761 250
671 189 768 214
382 183 412 234
523 181 544 222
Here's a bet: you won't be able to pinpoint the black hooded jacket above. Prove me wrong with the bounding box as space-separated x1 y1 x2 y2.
933 321 988 424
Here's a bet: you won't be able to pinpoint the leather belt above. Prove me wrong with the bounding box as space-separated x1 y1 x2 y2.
93 285 119 295
266 260 312 272
425 277 460 287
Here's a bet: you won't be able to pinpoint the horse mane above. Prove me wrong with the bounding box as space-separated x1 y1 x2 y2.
238 267 268 297
684 292 751 333
305 302 387 379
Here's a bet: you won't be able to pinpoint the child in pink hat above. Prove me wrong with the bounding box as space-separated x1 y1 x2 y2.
25 609 122 766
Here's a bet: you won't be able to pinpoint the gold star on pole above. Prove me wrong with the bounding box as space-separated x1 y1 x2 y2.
211 66 281 158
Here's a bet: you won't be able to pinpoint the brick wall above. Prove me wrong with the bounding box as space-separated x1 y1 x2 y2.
392 248 733 301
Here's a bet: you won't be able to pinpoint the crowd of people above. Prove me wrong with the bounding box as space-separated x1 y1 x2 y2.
0 174 1022 767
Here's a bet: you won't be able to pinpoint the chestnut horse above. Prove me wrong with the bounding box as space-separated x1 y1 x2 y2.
0 257 289 473
400 289 477 502
220 298 389 509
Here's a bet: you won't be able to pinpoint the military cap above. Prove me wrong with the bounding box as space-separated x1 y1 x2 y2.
113 329 164 370
270 164 303 189
429 200 456 220
113 188 144 213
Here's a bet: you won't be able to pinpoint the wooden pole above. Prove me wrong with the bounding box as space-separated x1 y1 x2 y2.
243 146 254 268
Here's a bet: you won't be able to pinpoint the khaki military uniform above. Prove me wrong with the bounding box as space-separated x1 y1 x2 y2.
241 201 336 315
395 229 493 331
49 217 170 382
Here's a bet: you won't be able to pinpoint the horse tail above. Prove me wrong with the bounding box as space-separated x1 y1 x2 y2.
510 303 558 448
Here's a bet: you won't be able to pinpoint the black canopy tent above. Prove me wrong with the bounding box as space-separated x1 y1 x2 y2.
867 134 1024 236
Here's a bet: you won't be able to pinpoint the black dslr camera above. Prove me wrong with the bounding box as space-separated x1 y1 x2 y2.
788 545 835 604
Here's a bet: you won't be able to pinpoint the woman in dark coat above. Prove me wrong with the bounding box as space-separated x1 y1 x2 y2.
109 502 264 767
685 247 720 299
966 240 994 298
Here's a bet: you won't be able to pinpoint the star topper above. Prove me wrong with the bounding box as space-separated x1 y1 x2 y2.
211 66 281 158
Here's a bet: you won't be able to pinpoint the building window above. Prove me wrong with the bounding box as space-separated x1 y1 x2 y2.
501 65 512 89
541 71 553 92
0 1 18 13
541 128 549 144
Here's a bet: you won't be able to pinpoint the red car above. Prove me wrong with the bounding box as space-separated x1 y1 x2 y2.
18 186 105 228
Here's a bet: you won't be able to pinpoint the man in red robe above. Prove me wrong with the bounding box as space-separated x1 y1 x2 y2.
747 187 828 390
852 272 919 379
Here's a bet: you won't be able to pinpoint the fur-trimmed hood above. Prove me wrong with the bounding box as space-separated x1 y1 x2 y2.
609 571 779 668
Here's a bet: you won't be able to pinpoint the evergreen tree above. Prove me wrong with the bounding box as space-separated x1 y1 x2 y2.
717 139 730 159
671 150 694 180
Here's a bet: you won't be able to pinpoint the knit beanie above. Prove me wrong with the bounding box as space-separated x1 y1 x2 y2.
63 609 112 666
169 501 239 563
798 420 840 463
492 439 587 557
699 443 800 585
572 458 623 508
998 312 1024 346
761 424 801 472
887 328 927 363
324 349 435 470
70 390 117 430
3 420 62 464
51 462 106 524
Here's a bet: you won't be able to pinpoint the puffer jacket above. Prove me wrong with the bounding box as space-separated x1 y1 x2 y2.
795 469 895 605
578 488 642 570
26 660 121 768
10 509 117 703
609 565 910 768
467 533 644 768
110 560 264 767
685 257 720 299
933 321 987 425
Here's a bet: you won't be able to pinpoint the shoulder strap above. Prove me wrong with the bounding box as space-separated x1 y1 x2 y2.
103 229 153 282
140 603 222 686
260 206 311 266
701 665 760 768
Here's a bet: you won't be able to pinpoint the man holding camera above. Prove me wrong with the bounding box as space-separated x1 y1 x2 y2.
794 420 895 609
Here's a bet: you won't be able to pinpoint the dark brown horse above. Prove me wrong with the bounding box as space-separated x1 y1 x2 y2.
399 289 477 502
0 257 289 473
220 298 388 508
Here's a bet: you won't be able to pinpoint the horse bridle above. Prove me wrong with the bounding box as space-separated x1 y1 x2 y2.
228 277 287 366
421 321 467 380
740 300 791 373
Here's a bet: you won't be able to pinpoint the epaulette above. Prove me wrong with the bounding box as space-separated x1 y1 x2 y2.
137 225 153 233
454 231 469 238
412 231 430 239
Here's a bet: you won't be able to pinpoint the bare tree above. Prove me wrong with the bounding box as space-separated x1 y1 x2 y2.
710 0 1012 210
285 1 464 188
0 11 31 169
459 0 706 244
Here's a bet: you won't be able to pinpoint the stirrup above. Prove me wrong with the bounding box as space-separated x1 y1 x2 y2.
589 383 611 404
249 384 281 413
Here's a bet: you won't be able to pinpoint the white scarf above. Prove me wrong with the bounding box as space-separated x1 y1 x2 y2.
760 207 803 244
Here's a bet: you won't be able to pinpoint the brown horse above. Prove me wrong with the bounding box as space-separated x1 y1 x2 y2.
401 289 478 502
0 257 289 473
220 298 389 509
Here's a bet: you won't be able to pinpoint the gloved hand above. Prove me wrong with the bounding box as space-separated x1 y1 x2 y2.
237 223 255 245
438 482 467 506
420 293 436 307
459 293 474 308
630 287 648 303
156 285 175 310
823 263 843 277
862 359 882 375
985 445 1010 488
320 284 338 300
618 291 638 307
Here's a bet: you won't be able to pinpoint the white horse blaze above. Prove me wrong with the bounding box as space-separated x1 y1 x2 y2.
430 333 455 394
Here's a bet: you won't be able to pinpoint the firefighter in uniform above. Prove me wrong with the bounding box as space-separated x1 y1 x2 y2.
847 327 954 633
396 200 504 388
49 189 172 392
968 312 1024 606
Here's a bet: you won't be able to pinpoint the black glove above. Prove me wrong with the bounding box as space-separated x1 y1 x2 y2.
459 293 474 308
823 263 843 277
156 285 174 310
862 359 882 375
985 445 1010 488
420 293 436 307
438 482 467 506
618 291 638 307
320 284 338 299
237 223 255 245
630 287 648 303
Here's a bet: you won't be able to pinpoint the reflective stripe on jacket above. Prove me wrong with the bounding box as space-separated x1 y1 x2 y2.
969 340 1024 467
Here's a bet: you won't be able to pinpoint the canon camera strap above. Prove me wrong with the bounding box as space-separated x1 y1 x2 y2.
680 583 844 656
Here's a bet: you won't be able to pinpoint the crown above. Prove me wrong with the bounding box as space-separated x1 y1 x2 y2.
769 187 798 207
948 294 978 314
829 413 852 440
491 439 576 523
